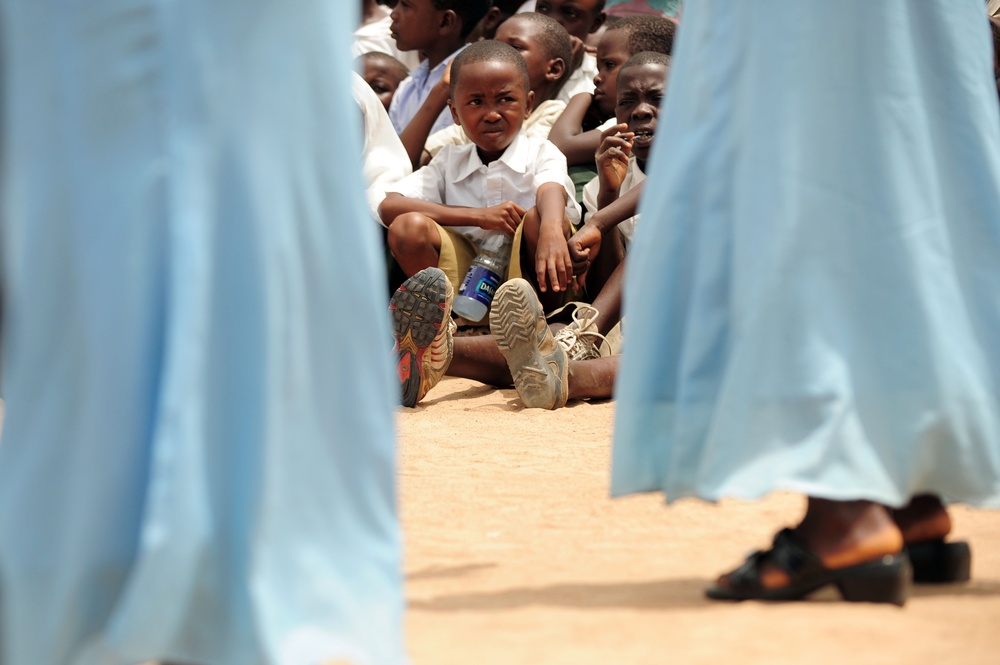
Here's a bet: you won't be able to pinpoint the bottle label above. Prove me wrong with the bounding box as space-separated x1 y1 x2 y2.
458 265 501 308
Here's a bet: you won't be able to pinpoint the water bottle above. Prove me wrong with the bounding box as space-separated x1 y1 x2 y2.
452 233 514 322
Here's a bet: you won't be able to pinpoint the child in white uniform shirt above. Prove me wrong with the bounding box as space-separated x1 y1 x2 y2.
381 41 581 310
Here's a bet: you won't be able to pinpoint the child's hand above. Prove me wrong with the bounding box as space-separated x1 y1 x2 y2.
473 201 526 235
596 123 633 195
535 224 574 294
568 222 603 286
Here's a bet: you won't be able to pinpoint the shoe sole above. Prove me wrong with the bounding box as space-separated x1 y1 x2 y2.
391 268 450 408
490 279 567 409
907 540 971 584
706 554 912 606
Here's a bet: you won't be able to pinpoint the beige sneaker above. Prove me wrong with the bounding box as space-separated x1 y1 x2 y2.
551 303 611 361
390 267 454 407
490 278 568 409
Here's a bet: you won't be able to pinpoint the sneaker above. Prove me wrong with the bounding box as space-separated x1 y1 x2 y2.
490 278 568 409
551 303 609 361
390 267 454 407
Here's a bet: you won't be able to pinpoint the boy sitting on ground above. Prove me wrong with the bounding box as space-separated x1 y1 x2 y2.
390 52 670 409
382 40 581 407
423 13 574 162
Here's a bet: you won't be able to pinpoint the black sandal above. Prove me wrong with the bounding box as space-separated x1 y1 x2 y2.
706 528 911 606
906 539 971 584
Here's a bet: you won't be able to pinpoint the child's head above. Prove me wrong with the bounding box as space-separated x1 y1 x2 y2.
448 40 534 163
356 52 410 110
615 51 670 170
469 0 525 41
494 13 573 101
622 15 676 55
534 0 607 42
593 15 675 117
390 0 492 54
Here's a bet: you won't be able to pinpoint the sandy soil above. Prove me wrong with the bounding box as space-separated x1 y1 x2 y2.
400 378 1000 665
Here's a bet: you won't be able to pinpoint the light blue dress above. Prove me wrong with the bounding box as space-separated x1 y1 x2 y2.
0 2 405 665
613 0 1000 508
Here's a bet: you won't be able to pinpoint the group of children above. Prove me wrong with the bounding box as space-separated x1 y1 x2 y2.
353 0 674 409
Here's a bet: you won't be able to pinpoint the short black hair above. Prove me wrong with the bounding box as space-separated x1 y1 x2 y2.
618 50 671 79
450 39 531 97
356 51 410 80
434 0 493 40
609 15 676 56
501 12 573 79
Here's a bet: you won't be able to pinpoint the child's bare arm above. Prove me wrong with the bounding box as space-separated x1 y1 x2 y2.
397 77 451 170
568 183 644 268
380 193 525 235
534 182 574 293
549 93 606 166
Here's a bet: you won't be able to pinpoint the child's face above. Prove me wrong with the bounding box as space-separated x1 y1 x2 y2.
593 28 631 117
390 0 446 52
494 18 558 95
448 60 533 163
363 61 406 110
534 0 605 41
615 62 667 168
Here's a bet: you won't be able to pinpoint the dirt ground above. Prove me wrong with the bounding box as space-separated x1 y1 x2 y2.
400 377 1000 665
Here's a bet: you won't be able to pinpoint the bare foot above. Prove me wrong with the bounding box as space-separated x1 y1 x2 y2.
715 498 904 590
891 494 952 544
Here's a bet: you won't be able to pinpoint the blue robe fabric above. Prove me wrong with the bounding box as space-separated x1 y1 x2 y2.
613 0 1000 508
0 2 405 664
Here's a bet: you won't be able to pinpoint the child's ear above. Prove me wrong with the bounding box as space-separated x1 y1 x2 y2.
525 90 535 117
448 98 461 126
545 57 567 84
439 9 460 37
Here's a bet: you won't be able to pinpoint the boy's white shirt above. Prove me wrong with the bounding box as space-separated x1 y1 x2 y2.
423 98 567 159
556 52 597 103
352 15 422 71
582 155 646 246
386 132 581 245
352 73 413 225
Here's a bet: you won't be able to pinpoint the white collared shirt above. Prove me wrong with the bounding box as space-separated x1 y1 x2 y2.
388 46 465 136
582 155 647 246
387 132 581 245
352 74 412 224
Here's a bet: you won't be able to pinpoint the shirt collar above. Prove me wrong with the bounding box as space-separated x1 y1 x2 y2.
451 132 531 182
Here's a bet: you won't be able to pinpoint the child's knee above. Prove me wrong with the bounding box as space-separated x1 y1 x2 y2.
387 213 437 253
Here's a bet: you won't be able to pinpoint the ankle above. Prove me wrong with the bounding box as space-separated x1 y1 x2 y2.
796 499 903 569
892 494 952 544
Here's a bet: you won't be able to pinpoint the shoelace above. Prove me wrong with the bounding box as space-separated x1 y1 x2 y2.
553 326 609 361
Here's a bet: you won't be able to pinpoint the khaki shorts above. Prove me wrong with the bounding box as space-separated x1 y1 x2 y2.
435 223 527 292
